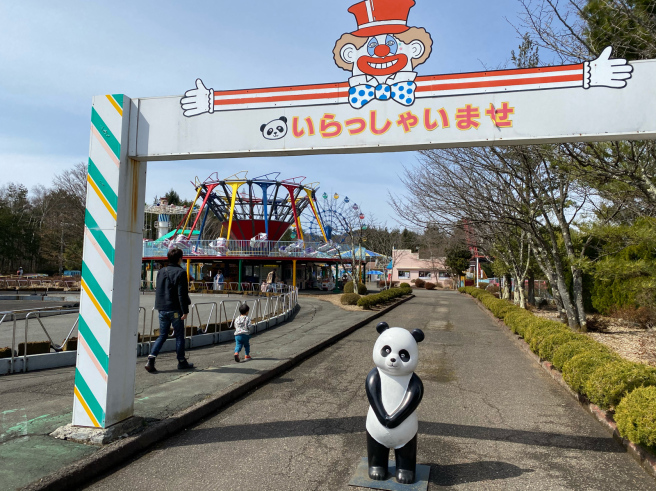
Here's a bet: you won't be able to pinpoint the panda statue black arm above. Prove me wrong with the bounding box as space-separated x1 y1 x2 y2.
366 368 424 429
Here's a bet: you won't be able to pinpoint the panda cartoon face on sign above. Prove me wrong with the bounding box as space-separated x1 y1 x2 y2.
365 322 425 484
260 117 288 140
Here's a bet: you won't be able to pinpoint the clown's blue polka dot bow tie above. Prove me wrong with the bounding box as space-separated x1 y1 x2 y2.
349 81 416 109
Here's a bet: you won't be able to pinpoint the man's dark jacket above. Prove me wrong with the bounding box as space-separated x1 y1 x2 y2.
155 264 191 314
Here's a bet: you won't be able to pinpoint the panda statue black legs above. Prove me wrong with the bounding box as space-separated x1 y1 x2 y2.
394 435 418 484
367 431 389 480
367 432 417 484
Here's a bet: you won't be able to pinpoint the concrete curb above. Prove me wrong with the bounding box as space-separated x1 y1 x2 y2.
463 292 656 481
21 295 415 491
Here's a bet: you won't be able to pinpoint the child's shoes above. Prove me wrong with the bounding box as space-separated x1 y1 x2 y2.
234 354 240 363
244 355 252 362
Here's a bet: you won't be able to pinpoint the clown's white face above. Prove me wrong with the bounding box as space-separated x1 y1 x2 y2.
340 34 425 82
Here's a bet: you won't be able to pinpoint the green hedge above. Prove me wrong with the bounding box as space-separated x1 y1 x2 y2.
460 286 656 453
562 350 619 394
585 361 656 410
341 293 361 306
357 287 412 309
615 387 656 449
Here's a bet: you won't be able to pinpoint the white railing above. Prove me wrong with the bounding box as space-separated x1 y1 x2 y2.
143 239 349 259
141 288 299 351
0 307 80 374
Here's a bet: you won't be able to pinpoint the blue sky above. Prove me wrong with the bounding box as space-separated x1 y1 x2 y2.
0 0 526 225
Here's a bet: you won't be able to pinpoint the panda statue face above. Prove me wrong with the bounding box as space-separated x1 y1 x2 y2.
373 327 421 376
260 117 288 140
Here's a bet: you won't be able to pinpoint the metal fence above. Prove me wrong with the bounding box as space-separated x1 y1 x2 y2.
1 288 299 374
0 307 80 374
143 239 349 259
139 288 299 352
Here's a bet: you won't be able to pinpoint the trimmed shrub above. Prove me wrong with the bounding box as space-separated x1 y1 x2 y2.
400 282 410 288
538 331 581 361
357 283 367 295
341 293 361 306
585 361 656 410
415 279 426 288
551 339 601 371
503 310 535 337
562 350 619 395
615 386 656 449
343 281 355 293
357 287 412 309
425 282 436 290
0 347 12 359
525 319 564 353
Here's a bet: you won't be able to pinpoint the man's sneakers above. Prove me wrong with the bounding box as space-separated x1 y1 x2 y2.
177 359 195 370
144 356 157 373
244 355 252 362
234 353 241 363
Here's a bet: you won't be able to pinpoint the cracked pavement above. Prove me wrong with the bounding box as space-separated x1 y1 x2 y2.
81 290 656 491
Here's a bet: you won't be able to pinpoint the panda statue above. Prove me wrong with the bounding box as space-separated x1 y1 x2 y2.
365 321 424 484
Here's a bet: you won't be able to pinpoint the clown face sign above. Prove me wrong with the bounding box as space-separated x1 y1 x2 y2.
333 0 432 108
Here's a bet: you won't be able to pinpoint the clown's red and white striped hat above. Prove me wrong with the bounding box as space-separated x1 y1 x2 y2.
348 0 416 37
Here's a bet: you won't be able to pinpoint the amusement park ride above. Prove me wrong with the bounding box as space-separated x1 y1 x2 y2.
142 171 365 263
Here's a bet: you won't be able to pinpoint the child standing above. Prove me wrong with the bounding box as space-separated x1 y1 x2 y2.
233 303 252 363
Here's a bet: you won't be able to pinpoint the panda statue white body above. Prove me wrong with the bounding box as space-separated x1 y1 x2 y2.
365 322 424 484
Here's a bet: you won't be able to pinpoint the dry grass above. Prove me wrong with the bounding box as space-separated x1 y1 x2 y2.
532 310 656 367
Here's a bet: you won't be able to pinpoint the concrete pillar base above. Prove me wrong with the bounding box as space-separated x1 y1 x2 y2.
51 416 145 446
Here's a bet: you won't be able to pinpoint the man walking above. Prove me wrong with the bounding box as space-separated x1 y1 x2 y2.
145 248 194 372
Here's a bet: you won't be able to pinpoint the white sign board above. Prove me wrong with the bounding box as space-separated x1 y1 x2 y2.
128 58 655 161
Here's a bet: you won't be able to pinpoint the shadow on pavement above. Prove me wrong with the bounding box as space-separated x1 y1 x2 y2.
167 416 623 453
428 461 533 487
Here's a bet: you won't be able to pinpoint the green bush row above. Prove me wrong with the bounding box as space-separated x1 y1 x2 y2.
357 287 413 309
341 293 361 306
459 286 656 452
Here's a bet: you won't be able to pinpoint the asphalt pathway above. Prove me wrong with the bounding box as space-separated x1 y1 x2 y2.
81 290 656 491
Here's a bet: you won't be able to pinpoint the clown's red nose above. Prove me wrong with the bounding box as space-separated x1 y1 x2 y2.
374 45 390 57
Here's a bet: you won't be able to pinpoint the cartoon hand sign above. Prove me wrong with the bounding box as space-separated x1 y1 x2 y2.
584 46 634 89
180 79 214 117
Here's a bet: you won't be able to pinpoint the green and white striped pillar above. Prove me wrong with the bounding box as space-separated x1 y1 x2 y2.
73 95 147 428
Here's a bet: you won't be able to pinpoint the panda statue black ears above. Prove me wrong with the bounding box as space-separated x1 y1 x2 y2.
376 322 390 334
411 329 425 343
376 322 424 343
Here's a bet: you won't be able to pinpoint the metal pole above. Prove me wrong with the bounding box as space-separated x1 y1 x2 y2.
238 259 243 291
293 260 297 290
476 256 480 288
150 260 154 290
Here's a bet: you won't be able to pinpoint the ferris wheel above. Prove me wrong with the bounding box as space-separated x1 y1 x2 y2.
302 192 365 244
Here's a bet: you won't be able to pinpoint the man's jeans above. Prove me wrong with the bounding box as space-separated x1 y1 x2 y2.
150 311 186 361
